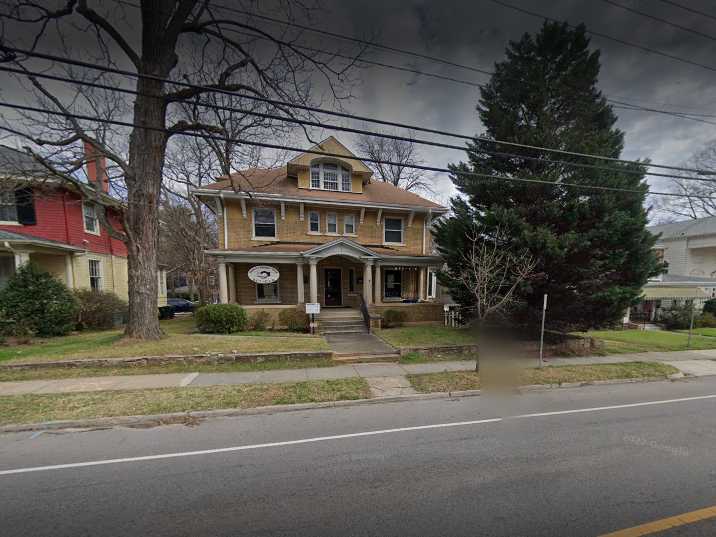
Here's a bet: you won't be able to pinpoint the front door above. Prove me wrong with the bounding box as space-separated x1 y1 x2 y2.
324 268 342 306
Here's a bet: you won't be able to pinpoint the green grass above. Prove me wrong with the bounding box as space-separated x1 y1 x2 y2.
0 317 328 365
376 326 478 348
686 327 716 337
0 378 370 426
586 329 716 353
0 357 335 382
398 351 475 364
407 362 679 393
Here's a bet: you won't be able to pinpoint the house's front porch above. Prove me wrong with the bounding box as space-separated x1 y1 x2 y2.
208 239 444 326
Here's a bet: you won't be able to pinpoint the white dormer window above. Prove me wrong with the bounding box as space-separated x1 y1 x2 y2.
309 161 351 192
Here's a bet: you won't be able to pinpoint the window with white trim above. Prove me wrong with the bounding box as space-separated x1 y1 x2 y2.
344 214 356 235
256 282 279 304
88 259 102 291
83 202 99 234
308 210 320 233
341 167 351 191
253 207 277 239
0 192 17 222
326 212 337 234
309 161 351 191
427 270 437 299
384 217 403 244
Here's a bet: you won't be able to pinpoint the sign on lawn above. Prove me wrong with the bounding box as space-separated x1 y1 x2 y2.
305 302 320 315
248 265 279 284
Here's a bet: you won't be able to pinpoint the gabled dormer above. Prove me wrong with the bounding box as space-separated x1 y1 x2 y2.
287 137 372 194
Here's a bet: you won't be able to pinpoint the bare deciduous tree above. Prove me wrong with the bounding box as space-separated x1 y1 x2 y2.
356 132 432 193
0 1 359 339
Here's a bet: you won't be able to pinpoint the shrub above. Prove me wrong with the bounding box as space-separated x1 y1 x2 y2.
158 306 175 320
249 309 271 331
74 289 127 330
0 263 78 337
382 309 407 328
698 311 716 328
195 304 248 333
659 303 692 330
704 299 716 315
278 308 308 332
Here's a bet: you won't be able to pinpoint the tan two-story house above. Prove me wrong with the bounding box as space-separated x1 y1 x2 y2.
192 137 448 328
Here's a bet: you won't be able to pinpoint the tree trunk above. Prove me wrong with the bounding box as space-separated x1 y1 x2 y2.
124 79 166 339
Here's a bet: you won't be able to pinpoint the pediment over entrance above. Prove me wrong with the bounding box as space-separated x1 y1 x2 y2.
303 238 378 260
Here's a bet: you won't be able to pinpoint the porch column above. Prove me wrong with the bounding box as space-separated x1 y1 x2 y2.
296 262 305 303
13 251 30 269
64 254 75 289
362 261 373 305
218 262 228 304
374 263 382 305
418 266 426 301
309 258 318 303
227 263 236 303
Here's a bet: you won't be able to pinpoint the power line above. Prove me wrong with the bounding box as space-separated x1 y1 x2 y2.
487 0 716 74
114 0 716 125
2 44 715 177
656 0 716 23
601 0 716 42
1 99 714 202
3 63 715 185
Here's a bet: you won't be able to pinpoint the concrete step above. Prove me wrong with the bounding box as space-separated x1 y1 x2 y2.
319 309 363 319
320 320 366 328
319 328 369 335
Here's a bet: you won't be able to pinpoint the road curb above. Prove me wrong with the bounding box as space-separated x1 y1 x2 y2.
0 375 690 434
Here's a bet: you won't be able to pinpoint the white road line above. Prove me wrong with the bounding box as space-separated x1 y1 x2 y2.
2 393 716 477
179 372 199 387
0 418 503 476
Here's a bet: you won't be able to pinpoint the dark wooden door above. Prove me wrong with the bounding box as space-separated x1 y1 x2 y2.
324 269 342 306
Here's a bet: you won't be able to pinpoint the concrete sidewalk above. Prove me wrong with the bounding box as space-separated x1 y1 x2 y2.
2 349 716 396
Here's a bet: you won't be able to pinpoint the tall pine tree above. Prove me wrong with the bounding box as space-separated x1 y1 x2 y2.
434 22 660 329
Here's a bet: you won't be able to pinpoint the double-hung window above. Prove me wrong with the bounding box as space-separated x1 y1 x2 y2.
88 259 102 291
344 214 356 235
83 202 99 234
326 212 338 234
384 217 404 244
253 207 277 239
341 167 351 191
257 282 280 304
0 192 17 223
309 161 351 191
308 210 320 233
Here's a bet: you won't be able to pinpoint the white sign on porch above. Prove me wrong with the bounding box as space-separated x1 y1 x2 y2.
248 265 280 284
305 302 320 315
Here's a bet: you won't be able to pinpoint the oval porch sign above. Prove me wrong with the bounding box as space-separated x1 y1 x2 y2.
248 265 280 284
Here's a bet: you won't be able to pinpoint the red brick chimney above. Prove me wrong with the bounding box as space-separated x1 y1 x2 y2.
84 140 109 193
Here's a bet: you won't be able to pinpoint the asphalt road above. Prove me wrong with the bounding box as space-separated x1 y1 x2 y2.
2 378 716 537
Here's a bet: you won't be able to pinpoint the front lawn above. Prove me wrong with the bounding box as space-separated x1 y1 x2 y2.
0 378 370 426
376 326 478 348
0 317 329 365
408 362 679 393
586 329 716 353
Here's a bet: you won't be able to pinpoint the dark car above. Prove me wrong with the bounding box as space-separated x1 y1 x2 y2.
167 298 195 313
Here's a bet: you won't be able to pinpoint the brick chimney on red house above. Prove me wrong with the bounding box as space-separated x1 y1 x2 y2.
84 140 110 193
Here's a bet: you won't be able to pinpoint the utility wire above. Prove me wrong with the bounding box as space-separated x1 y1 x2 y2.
3 44 713 177
1 99 715 202
601 0 716 42
487 0 716 74
656 0 716 23
4 64 715 185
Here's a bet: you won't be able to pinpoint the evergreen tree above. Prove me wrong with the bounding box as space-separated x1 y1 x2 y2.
434 22 661 329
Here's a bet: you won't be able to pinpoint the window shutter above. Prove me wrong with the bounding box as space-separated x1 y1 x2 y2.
14 188 36 225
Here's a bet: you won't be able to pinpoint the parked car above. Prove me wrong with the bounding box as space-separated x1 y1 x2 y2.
167 298 195 313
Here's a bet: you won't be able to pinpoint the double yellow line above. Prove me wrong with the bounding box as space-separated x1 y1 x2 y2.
600 504 716 536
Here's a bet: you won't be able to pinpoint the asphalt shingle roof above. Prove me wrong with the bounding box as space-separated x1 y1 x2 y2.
648 216 716 240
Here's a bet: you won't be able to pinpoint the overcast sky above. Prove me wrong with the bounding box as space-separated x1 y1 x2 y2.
3 0 716 213
279 0 716 206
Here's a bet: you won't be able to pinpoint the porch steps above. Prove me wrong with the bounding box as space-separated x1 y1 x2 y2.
318 308 368 335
